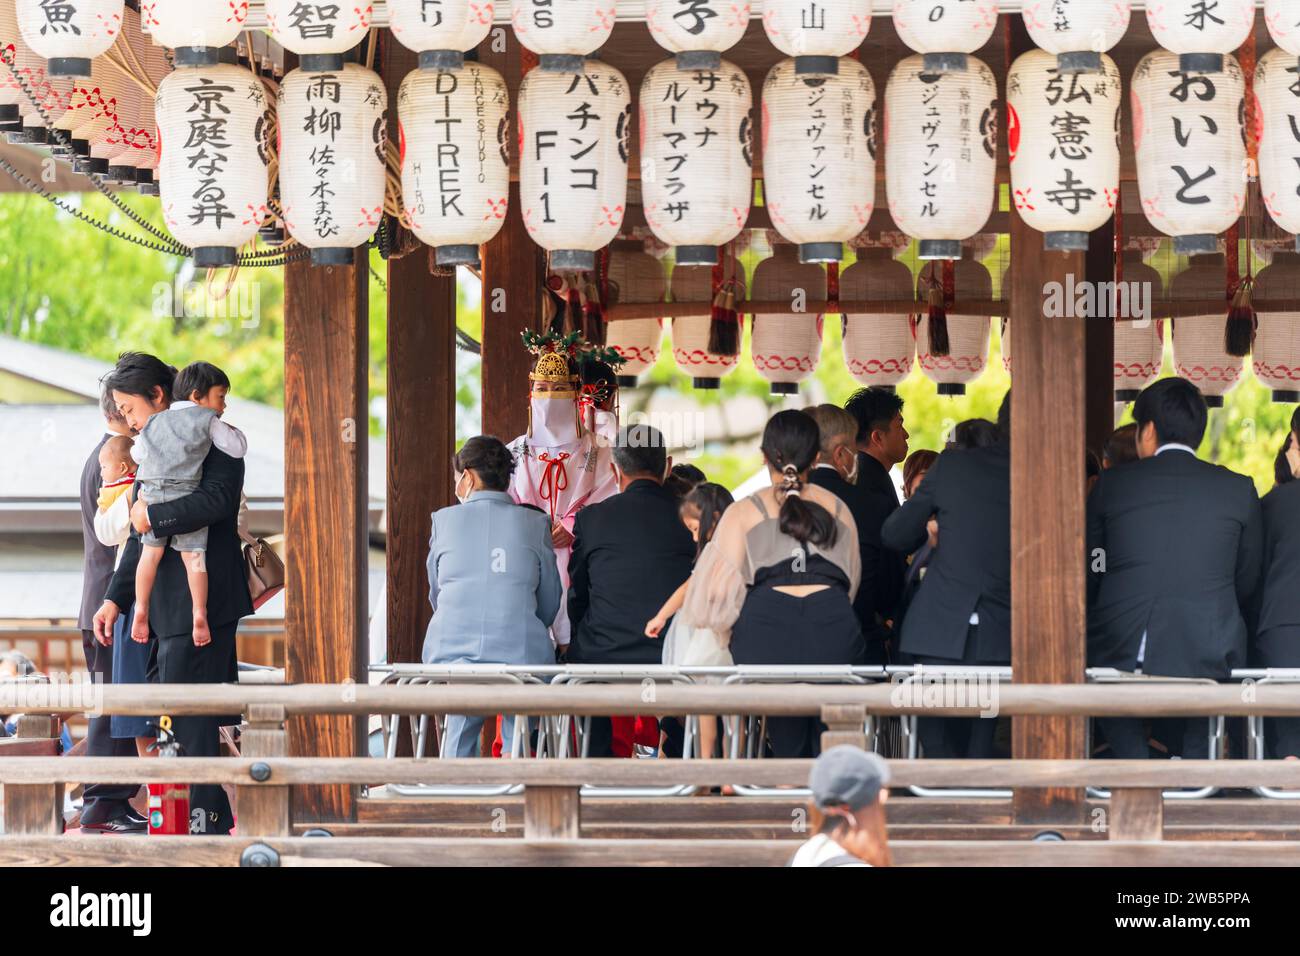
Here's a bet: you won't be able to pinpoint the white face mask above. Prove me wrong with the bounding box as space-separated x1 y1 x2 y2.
530 396 579 446
454 471 472 504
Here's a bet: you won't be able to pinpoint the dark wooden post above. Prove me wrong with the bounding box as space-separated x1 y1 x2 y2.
1 715 62 835
236 703 290 837
380 35 457 702
524 786 581 840
283 252 369 824
1109 788 1164 841
479 38 546 442
1085 218 1116 459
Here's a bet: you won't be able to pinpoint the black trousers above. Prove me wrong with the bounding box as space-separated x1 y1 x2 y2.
79 629 140 824
157 620 239 835
1098 717 1211 760
912 625 1001 760
1257 626 1300 758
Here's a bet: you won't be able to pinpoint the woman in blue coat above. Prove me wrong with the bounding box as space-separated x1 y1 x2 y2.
423 436 562 757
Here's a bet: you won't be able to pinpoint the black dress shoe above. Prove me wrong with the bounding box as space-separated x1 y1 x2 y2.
81 815 147 834
124 808 149 826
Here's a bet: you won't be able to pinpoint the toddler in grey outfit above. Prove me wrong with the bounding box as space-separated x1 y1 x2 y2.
131 362 247 647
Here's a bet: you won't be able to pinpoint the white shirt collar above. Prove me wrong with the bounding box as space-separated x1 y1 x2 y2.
813 463 838 472
172 400 195 409
1155 443 1196 457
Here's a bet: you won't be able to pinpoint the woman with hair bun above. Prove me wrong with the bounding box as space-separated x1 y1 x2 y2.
423 435 562 758
677 410 865 757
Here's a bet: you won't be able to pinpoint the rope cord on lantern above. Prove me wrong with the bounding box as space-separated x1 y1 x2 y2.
2 58 187 251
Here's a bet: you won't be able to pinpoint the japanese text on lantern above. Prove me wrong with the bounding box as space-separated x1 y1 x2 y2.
657 70 725 223
182 77 238 230
1166 68 1223 206
534 71 620 222
37 1 82 35
289 2 341 40
304 73 343 238
1044 68 1097 215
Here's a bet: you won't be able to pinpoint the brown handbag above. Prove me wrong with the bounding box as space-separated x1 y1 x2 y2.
243 537 285 610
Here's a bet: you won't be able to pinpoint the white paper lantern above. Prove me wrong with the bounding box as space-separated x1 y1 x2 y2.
1022 0 1130 74
762 55 874 263
1147 0 1254 74
0 0 24 127
670 257 742 388
278 64 387 266
104 8 154 184
1252 250 1300 403
15 0 120 76
750 244 824 394
892 0 998 73
606 247 666 385
639 57 751 266
518 60 630 271
645 0 748 69
916 258 990 395
156 62 270 266
1132 50 1245 257
139 0 248 64
399 61 510 266
58 54 121 159
389 0 493 70
1170 254 1242 407
1257 48 1300 239
840 247 914 388
885 54 998 260
266 0 371 71
1267 0 1300 58
761 0 871 73
1007 49 1120 251
1113 250 1166 401
14 51 72 145
84 36 140 176
511 0 616 72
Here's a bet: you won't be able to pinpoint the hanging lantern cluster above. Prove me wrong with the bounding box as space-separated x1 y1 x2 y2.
671 257 742 388
1251 250 1300 403
1257 48 1300 242
885 54 999 260
639 58 751 267
1132 50 1246 256
155 61 270 266
762 55 875 263
605 247 667 386
0 0 27 129
762 0 870 75
399 60 510 267
1022 0 1130 74
840 245 914 389
518 59 631 271
646 0 746 70
916 259 991 395
512 0 615 73
278 63 387 266
1146 0 1254 75
139 0 248 66
1007 49 1121 251
15 0 121 76
105 10 160 185
266 0 371 72
892 0 998 73
389 0 492 71
750 242 824 395
1170 254 1242 408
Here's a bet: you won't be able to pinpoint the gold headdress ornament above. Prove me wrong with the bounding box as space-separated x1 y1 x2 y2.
521 329 627 393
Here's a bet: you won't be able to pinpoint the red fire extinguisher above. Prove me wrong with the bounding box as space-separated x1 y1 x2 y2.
147 715 190 836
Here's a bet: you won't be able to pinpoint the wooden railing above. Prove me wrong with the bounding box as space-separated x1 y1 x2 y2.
4 682 1300 866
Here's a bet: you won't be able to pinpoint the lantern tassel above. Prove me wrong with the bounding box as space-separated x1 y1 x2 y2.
581 281 606 347
926 281 950 358
707 282 741 356
1224 277 1256 358
565 281 583 336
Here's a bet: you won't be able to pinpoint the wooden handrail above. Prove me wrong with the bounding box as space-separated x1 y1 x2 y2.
3 757 1300 788
4 682 1300 718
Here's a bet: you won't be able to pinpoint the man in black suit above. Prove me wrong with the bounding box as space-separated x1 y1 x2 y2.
1254 410 1300 757
77 390 147 833
804 404 896 664
1088 377 1263 759
568 424 696 757
92 353 250 834
844 387 909 630
882 393 1012 758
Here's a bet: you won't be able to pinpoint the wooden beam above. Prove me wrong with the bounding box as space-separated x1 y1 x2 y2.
283 251 369 824
380 32 457 722
1085 218 1117 458
478 37 546 443
1109 788 1164 842
523 786 581 840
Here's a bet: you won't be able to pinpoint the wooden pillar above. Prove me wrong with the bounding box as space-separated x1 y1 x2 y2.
479 39 547 442
381 35 457 686
235 703 290 837
1085 217 1116 458
284 251 369 824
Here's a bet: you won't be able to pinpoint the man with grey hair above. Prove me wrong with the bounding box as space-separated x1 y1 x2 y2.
568 424 696 755
805 404 898 664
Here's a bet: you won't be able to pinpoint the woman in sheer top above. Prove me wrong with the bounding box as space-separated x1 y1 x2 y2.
679 410 865 757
